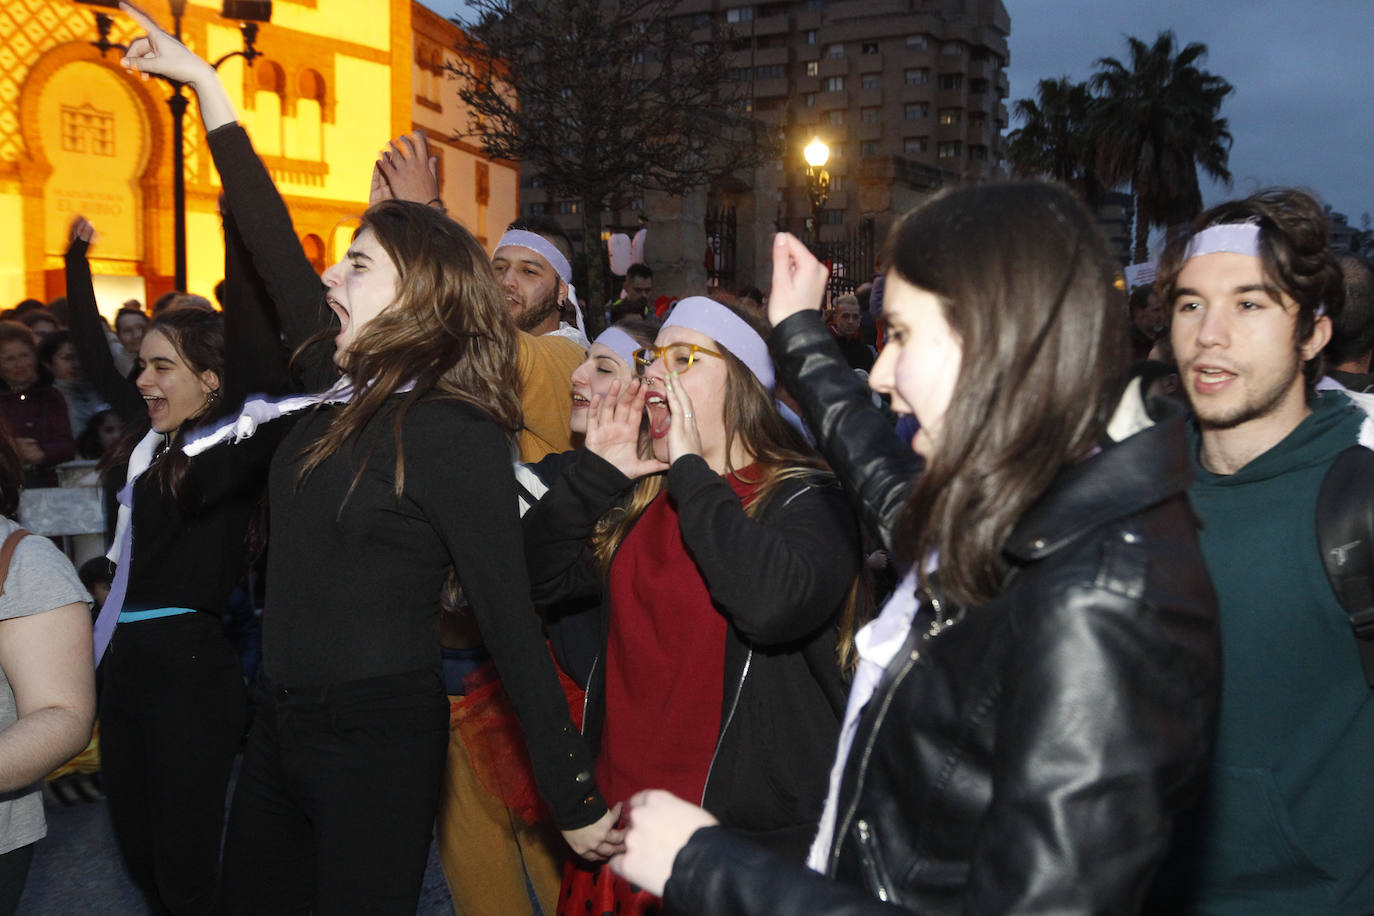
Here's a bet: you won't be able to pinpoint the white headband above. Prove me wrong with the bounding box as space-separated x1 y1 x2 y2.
1183 222 1261 262
661 296 774 391
1182 221 1327 316
495 229 586 335
593 326 640 365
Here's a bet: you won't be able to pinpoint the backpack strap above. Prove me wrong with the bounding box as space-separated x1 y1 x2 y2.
0 529 31 598
1316 445 1374 687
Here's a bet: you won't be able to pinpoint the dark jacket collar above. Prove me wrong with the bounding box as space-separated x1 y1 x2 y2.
1004 389 1193 564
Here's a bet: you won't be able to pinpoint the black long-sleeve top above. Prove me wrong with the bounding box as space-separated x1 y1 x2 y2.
65 240 145 425
204 121 606 830
54 198 294 616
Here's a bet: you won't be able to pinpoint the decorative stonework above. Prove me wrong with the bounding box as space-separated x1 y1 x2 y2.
0 0 138 163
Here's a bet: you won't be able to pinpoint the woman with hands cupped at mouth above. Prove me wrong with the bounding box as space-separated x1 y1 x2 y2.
522 297 864 916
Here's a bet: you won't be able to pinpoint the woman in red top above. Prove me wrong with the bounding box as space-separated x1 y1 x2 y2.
523 297 862 915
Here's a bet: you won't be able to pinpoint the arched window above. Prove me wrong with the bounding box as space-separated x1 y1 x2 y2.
251 59 286 156
290 69 326 161
301 233 325 275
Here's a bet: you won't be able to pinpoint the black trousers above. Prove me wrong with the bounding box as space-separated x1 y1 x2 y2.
220 667 449 916
99 612 247 916
0 843 34 916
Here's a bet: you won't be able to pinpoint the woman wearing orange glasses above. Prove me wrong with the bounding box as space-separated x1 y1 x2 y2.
522 297 864 915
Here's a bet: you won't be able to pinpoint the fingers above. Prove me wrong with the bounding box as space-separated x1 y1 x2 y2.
119 2 165 37
70 216 95 243
427 155 439 181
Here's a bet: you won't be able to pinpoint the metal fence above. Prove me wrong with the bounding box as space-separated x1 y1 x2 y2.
704 205 737 289
809 218 877 298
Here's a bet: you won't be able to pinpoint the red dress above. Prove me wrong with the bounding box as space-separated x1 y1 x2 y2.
558 469 761 916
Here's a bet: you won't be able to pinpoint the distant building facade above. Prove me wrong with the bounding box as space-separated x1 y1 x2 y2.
519 0 1011 296
0 0 514 318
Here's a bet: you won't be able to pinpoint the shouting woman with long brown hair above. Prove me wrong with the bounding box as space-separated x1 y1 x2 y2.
116 4 618 912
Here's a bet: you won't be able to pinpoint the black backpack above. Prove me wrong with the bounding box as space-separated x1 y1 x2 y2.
1316 445 1374 687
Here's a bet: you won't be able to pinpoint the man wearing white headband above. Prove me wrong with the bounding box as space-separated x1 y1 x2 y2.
1150 189 1374 914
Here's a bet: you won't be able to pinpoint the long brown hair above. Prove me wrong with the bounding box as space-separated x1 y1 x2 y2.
890 181 1127 607
590 303 868 671
145 308 227 502
296 200 522 500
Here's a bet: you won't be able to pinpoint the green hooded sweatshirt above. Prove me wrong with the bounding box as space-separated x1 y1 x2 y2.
1184 389 1374 913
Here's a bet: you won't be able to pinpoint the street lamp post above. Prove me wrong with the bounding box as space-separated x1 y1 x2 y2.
803 136 830 246
83 1 272 293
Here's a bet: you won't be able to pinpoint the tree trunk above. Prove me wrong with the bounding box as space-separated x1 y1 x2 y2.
1133 188 1150 264
580 199 606 337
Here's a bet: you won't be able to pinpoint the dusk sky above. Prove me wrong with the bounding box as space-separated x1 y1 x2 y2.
419 0 1374 252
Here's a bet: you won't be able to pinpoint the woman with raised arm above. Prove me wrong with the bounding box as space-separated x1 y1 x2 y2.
522 296 862 916
64 204 291 916
115 5 618 912
611 183 1222 914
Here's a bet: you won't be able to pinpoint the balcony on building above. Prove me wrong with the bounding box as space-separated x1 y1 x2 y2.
818 89 850 109
857 121 883 142
752 77 789 98
818 56 849 78
753 46 790 66
752 13 790 36
855 87 883 107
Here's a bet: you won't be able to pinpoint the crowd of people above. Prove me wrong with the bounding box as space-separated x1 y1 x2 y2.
0 2 1371 915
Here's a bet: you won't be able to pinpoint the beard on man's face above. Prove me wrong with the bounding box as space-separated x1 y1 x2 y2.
514 282 562 333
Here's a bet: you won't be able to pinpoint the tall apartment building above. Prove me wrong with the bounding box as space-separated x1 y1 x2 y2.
520 0 1011 296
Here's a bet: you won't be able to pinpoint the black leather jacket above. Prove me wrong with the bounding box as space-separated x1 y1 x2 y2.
663 311 1221 914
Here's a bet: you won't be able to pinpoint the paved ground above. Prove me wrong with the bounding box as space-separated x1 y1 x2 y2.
16 776 457 915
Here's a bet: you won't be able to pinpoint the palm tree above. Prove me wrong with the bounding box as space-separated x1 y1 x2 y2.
1091 31 1233 263
1006 77 1102 204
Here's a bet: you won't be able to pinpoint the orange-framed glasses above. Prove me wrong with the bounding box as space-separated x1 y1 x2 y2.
632 344 724 375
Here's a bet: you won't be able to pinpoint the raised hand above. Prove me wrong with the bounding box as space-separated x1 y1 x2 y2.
768 232 830 328
376 131 442 208
118 2 237 130
369 162 393 206
118 2 215 85
561 802 626 863
610 790 719 897
69 215 97 246
585 378 668 480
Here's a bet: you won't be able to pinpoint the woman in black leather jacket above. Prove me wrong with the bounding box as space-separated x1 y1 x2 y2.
612 182 1221 914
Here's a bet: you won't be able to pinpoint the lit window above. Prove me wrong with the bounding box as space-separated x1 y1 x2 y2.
938 109 961 126
805 30 817 45
806 61 819 77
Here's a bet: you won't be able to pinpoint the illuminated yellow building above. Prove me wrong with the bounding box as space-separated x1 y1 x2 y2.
0 0 517 321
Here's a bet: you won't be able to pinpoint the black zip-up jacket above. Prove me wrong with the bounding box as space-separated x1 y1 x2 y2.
662 311 1221 914
523 449 860 859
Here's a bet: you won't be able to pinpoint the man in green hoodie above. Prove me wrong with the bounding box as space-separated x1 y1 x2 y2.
1151 188 1374 913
